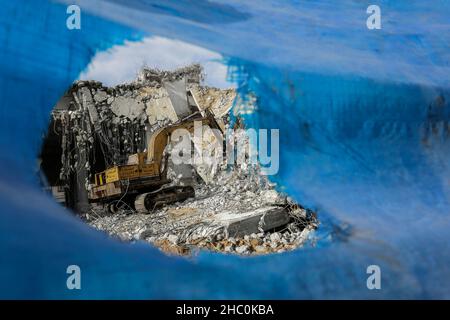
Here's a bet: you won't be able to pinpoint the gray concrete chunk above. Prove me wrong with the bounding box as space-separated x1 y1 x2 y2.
212 206 290 238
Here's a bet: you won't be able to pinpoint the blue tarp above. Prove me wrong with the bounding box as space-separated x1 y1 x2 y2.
0 0 449 298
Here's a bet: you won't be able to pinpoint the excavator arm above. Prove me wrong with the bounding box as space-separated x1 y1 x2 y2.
146 115 222 173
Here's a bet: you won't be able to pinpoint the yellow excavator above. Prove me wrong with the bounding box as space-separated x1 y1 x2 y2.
88 115 221 213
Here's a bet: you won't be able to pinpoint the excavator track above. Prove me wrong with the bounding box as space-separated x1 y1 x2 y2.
133 194 147 213
134 186 195 213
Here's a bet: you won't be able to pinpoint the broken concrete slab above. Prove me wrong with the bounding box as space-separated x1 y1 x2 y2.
78 87 99 124
94 90 108 103
190 86 236 118
110 96 146 120
211 206 290 238
191 124 223 184
145 87 179 125
164 78 192 119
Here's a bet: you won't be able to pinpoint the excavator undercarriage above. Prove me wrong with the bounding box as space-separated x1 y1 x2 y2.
133 185 195 213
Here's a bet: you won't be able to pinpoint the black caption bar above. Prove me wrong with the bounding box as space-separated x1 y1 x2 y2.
0 300 446 318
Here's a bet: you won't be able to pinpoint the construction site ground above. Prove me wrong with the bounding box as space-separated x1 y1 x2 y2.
83 169 318 256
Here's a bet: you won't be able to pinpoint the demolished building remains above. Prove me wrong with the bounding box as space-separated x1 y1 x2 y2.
41 65 317 255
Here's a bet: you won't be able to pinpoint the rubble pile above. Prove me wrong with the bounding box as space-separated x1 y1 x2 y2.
87 167 318 255
136 64 203 87
50 64 318 256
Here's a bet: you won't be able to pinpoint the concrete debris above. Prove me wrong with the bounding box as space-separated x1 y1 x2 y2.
110 96 146 120
47 64 319 256
270 232 281 242
235 245 249 254
136 64 203 87
190 86 236 119
167 234 179 245
214 207 290 237
94 90 108 103
145 87 179 125
86 165 318 255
